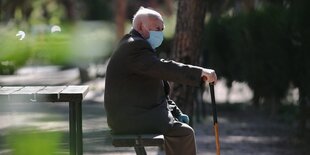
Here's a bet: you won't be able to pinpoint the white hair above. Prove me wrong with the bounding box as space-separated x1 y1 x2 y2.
132 7 163 29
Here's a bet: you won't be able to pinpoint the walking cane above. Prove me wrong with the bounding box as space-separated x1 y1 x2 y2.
209 82 221 155
203 76 221 155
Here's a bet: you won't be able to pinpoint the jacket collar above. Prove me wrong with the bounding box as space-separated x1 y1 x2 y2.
130 29 145 39
128 29 156 52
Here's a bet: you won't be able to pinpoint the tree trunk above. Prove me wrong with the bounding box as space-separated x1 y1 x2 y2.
242 0 255 12
207 0 231 18
164 0 174 16
252 92 261 108
115 0 127 40
269 96 280 117
63 0 76 22
171 0 207 126
148 0 159 9
298 89 309 137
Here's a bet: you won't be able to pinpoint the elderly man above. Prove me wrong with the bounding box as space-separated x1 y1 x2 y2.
104 7 217 155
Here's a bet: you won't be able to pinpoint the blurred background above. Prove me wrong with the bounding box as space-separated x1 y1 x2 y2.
0 0 309 155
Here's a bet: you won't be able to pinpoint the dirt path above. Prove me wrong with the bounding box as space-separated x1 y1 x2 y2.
195 105 302 155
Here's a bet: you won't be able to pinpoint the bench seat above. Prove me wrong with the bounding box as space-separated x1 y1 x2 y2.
112 134 164 147
111 134 164 155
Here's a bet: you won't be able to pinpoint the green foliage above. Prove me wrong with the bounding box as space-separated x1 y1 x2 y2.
0 0 117 74
277 104 299 123
32 31 73 65
204 3 310 108
0 22 116 74
68 21 116 67
289 1 310 97
243 6 291 100
6 129 63 155
81 0 113 20
0 25 73 74
0 28 32 74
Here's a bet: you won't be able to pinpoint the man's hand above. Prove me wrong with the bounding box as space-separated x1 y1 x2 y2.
201 68 217 84
178 113 190 124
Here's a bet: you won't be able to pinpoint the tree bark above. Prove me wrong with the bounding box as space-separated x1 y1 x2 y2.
171 0 207 126
164 0 174 16
63 0 76 22
115 0 127 40
242 0 255 12
298 89 309 137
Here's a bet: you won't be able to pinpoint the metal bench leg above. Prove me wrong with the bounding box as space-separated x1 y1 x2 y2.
134 146 147 155
76 101 83 155
69 101 83 155
69 102 76 155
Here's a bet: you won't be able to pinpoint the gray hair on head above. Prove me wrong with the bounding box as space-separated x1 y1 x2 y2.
132 7 163 29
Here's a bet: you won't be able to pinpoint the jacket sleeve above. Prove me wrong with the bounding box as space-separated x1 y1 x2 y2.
125 40 203 86
167 99 183 117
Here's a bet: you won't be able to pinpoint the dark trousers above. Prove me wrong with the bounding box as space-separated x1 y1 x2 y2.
164 121 197 155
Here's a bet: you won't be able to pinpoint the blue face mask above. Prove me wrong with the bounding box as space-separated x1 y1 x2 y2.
147 31 164 49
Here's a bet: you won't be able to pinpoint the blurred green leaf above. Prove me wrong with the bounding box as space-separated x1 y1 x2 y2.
6 129 63 155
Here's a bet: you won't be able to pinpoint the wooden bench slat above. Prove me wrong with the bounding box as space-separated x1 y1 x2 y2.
8 86 45 102
61 86 89 95
11 86 45 94
0 87 24 102
34 86 67 102
37 86 67 94
0 87 23 95
60 86 89 102
112 134 164 147
0 86 89 103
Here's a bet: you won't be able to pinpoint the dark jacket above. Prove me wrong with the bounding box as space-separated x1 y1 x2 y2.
104 30 202 134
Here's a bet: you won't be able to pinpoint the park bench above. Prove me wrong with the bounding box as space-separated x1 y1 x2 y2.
111 133 165 155
0 85 89 155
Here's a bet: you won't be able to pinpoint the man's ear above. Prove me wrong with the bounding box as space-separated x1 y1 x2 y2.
137 22 143 32
137 21 148 39
138 22 148 36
